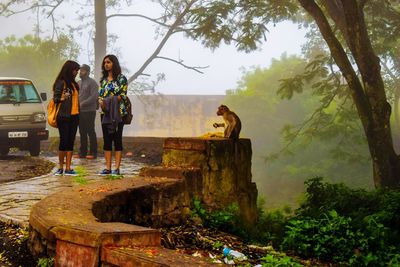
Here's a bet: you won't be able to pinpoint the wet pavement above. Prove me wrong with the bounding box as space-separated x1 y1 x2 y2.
0 156 146 227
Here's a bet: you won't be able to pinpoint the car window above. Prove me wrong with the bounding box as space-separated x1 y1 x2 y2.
0 81 41 103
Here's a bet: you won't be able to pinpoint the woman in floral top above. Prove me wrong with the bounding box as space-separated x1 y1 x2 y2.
98 54 127 175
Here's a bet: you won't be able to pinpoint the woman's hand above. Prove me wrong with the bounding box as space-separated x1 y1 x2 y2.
61 91 70 101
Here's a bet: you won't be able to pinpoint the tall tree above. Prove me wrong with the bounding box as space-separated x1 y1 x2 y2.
189 0 400 188
94 0 107 81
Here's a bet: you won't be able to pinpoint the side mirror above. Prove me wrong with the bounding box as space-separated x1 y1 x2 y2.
40 93 47 101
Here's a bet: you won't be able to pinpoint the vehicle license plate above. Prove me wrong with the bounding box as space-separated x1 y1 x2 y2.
8 131 28 138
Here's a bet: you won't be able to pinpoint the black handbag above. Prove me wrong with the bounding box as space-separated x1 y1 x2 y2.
122 96 133 125
57 88 73 121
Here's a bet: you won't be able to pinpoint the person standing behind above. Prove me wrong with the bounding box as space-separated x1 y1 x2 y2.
98 55 128 175
53 60 80 176
76 64 98 159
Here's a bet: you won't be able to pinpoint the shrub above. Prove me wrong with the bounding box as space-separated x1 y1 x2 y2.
282 210 361 263
282 177 400 266
191 198 242 234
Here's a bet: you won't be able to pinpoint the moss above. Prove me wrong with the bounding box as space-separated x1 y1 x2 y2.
162 149 206 168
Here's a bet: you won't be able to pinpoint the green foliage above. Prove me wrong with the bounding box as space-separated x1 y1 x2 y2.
191 198 242 234
212 240 224 250
191 197 291 245
0 34 79 93
105 174 123 180
37 257 54 267
283 210 361 262
190 1 299 52
224 54 372 208
281 178 400 266
260 253 303 267
189 180 400 265
249 198 291 246
73 176 88 185
296 177 379 220
73 166 88 185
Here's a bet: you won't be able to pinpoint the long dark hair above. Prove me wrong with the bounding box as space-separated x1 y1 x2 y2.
101 54 121 82
53 60 80 90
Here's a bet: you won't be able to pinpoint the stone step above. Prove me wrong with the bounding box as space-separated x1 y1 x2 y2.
102 246 218 267
55 225 162 267
53 223 161 248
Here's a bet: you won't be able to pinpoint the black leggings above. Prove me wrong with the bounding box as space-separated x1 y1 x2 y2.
101 115 124 151
57 115 79 151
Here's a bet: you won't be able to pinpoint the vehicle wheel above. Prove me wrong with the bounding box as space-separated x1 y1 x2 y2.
0 147 9 156
29 143 40 156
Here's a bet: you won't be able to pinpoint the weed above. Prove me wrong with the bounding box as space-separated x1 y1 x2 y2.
105 174 123 180
72 166 88 185
37 257 54 267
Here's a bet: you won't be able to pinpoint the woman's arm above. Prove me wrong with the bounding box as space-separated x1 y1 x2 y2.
117 74 128 101
53 80 64 103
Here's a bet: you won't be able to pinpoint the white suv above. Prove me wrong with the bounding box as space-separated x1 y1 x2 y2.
0 77 48 156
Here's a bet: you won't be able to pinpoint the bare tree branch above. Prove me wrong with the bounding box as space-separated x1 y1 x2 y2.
267 88 339 160
1 0 65 40
47 0 63 18
2 3 59 17
0 1 14 16
155 56 208 73
127 0 198 84
107 13 170 28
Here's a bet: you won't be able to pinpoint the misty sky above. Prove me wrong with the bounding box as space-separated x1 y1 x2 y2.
0 1 306 95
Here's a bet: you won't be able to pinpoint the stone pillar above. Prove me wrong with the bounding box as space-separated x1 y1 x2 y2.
162 138 258 226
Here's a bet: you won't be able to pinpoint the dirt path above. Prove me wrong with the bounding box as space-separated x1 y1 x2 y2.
0 155 55 184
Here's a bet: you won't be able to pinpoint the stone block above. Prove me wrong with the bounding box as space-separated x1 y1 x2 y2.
101 246 218 267
56 240 99 267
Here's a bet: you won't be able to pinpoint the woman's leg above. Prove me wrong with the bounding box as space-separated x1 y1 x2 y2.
101 115 113 171
114 123 124 170
58 151 65 169
65 115 79 170
104 151 112 170
115 151 122 170
66 151 73 170
57 118 68 170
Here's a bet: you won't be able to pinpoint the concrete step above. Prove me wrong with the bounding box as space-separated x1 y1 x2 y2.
102 246 218 267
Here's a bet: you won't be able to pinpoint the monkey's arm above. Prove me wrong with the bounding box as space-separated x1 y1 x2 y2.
213 122 225 128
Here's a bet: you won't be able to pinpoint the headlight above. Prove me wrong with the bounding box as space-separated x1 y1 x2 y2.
33 113 46 122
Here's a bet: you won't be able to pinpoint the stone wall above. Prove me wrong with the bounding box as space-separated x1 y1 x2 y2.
161 137 258 226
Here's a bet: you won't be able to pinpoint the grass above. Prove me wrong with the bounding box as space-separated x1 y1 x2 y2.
72 166 88 185
105 174 123 180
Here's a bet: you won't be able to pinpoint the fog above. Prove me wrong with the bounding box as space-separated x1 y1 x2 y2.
0 1 306 94
0 1 370 210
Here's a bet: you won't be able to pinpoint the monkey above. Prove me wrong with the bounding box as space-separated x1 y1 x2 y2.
213 104 241 139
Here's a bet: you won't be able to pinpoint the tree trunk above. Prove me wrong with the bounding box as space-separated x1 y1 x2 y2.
298 0 400 188
94 0 107 82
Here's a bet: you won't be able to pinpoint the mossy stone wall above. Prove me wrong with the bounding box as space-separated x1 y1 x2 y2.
162 137 258 225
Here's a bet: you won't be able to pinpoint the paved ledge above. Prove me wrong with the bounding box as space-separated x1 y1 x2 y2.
102 246 216 267
29 177 171 266
29 174 217 266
